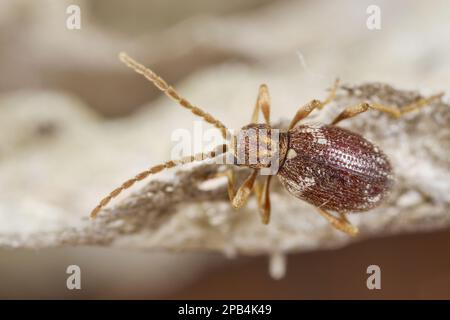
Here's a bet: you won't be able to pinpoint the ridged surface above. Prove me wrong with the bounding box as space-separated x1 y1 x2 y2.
278 124 394 212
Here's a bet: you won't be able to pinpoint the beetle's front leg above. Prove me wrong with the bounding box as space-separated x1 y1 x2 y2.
254 176 272 224
251 84 271 124
231 169 258 208
215 169 258 209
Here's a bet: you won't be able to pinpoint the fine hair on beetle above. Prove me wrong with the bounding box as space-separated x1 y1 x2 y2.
90 52 443 236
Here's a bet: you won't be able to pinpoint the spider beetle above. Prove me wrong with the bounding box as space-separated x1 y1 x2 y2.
90 52 442 236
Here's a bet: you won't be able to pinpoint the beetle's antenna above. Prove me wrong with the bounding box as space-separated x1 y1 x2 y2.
119 52 231 140
90 144 227 218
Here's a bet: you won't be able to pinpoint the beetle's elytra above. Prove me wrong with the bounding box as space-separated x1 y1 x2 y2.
90 52 442 236
278 124 394 213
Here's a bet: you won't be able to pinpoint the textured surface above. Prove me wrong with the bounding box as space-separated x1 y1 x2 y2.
1 83 448 270
1 0 450 290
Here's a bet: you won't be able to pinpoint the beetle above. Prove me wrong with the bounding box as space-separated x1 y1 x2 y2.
90 52 442 236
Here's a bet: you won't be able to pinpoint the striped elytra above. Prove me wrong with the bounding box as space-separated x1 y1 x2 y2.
276 124 394 212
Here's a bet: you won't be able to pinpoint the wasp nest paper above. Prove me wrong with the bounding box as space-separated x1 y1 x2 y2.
0 82 448 278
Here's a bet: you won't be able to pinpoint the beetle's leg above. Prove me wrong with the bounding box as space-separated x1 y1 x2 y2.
331 92 444 125
399 92 443 114
254 176 272 224
318 78 340 110
315 207 359 236
216 169 258 208
208 169 236 202
232 169 258 208
289 78 340 129
251 84 271 124
331 102 371 125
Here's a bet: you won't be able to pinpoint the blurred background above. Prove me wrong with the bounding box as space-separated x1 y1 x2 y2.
0 0 449 299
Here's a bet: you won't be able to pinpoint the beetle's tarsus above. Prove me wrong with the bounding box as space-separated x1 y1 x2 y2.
315 208 359 236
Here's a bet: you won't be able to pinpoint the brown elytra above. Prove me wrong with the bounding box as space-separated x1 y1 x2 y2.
277 124 394 213
90 52 442 236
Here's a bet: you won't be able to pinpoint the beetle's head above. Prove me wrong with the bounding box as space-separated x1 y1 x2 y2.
232 123 285 171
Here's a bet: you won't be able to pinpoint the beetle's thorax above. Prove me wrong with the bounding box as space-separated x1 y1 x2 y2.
232 123 288 172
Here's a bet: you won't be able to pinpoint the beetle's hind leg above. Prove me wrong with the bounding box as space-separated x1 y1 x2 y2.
331 92 444 125
315 207 359 236
399 92 444 114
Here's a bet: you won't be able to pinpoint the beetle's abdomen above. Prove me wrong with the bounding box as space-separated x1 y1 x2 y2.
278 124 394 212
